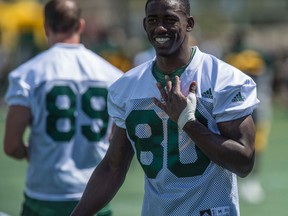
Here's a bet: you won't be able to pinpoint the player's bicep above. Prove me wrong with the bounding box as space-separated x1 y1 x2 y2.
218 115 255 151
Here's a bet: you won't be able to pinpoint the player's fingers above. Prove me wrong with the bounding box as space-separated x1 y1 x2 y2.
165 75 173 102
173 76 181 92
188 81 197 104
189 81 197 93
165 75 172 93
153 98 166 111
156 83 168 101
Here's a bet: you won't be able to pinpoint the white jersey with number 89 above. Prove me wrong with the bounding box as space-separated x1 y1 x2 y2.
5 43 123 201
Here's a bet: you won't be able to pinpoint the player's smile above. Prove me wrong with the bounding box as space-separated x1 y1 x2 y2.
155 36 170 44
151 31 178 55
153 35 173 48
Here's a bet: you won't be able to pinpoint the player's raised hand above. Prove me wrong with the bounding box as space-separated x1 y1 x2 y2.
178 81 197 129
153 75 196 127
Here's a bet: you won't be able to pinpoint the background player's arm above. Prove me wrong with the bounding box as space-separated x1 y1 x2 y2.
183 115 255 177
71 125 134 216
3 105 30 160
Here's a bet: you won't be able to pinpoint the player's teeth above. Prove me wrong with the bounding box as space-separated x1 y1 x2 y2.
155 38 169 43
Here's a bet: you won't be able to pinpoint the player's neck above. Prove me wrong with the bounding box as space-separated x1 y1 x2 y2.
48 33 81 46
156 47 194 75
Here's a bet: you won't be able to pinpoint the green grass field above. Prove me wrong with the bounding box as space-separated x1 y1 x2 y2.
0 103 287 215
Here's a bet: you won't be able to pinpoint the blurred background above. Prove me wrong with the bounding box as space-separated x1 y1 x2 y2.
1 0 288 98
0 0 287 215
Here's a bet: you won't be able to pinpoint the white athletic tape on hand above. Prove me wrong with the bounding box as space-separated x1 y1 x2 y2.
178 91 197 129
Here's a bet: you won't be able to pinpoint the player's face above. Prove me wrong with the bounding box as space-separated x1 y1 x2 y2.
143 0 193 57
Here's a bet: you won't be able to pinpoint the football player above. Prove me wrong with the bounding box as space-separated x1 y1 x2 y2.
3 0 122 215
71 0 259 215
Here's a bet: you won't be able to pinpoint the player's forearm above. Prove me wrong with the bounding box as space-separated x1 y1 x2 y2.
71 176 119 215
183 120 254 177
71 154 132 216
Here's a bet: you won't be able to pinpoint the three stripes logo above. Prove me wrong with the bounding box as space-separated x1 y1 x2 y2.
202 89 245 103
232 92 245 102
201 88 213 99
200 209 212 216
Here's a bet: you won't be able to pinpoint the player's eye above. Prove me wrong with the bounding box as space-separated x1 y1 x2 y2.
165 17 178 24
147 18 157 24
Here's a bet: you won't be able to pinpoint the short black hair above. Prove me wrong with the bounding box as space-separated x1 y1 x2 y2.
145 0 191 15
44 0 81 34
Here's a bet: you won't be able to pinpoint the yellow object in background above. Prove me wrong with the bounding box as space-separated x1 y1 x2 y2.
255 122 271 152
0 0 46 52
225 49 265 76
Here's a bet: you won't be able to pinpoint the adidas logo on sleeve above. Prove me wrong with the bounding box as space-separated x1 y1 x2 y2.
201 88 213 99
232 92 245 102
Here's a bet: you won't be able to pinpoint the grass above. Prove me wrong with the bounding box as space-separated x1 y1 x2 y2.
238 104 288 215
0 105 27 215
0 103 287 215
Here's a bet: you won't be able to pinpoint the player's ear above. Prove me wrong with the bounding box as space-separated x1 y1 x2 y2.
44 21 50 37
186 16 194 32
78 18 85 34
143 18 147 32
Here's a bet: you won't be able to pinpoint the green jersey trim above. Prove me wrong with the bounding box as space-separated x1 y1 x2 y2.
152 48 196 86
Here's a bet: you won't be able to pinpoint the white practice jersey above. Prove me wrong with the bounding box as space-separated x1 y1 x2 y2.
108 46 259 216
5 43 123 201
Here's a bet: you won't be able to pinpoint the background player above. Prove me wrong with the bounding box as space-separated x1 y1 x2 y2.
3 0 122 215
71 0 258 215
